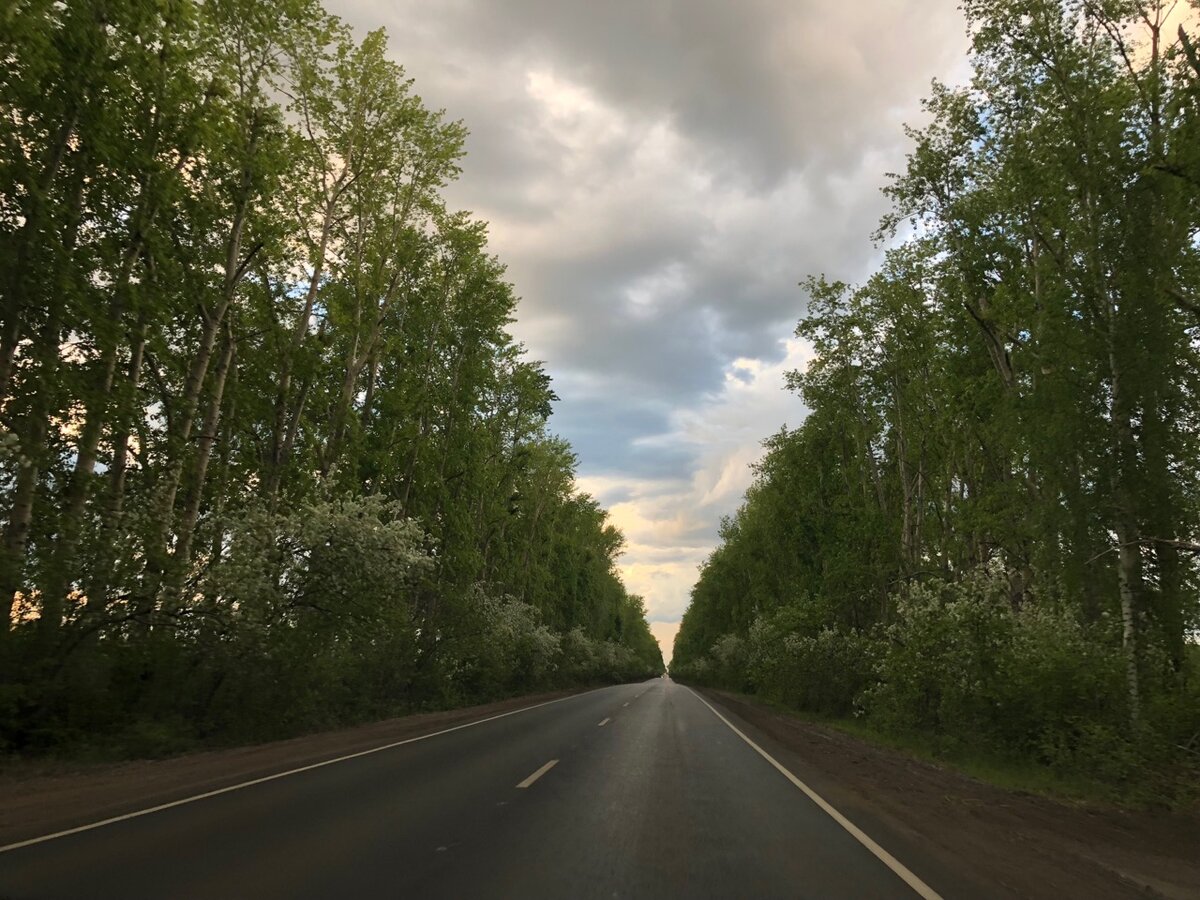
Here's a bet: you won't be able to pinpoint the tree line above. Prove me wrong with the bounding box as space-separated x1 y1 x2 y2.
672 0 1199 803
0 0 662 757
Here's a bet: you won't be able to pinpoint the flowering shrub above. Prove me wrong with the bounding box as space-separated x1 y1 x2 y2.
862 570 1017 740
674 567 1200 798
197 496 432 735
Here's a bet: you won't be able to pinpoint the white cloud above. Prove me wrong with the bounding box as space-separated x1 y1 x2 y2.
581 337 814 626
650 620 681 666
333 0 970 645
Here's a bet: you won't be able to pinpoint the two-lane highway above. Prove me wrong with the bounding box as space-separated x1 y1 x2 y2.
0 679 943 899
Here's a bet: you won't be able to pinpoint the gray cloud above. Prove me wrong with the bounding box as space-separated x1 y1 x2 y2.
385 0 965 185
548 392 691 481
335 0 969 628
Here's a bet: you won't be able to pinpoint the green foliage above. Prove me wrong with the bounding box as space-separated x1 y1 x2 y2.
749 620 875 718
0 0 662 758
863 571 1021 740
674 0 1200 805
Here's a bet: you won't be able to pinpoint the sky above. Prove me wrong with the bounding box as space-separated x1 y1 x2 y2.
336 0 971 664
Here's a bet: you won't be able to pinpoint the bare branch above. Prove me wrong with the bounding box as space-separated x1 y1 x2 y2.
1086 536 1200 564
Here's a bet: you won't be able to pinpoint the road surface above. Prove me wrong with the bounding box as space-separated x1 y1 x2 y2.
0 679 946 899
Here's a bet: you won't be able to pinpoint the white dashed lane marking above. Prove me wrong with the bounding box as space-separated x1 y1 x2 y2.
516 759 559 789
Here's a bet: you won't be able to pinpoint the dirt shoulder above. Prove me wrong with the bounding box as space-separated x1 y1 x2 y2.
700 688 1200 900
0 688 588 848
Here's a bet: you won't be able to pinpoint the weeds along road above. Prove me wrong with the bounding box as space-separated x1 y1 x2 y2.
0 679 957 899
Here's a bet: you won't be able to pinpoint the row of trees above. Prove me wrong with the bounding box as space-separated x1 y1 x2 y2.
673 0 1199 801
0 0 661 756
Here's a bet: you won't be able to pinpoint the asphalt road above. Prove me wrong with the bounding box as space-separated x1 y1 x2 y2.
0 679 943 899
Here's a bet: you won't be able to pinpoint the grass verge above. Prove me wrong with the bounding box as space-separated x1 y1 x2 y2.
702 688 1198 811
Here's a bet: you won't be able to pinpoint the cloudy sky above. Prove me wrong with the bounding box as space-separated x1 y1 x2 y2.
337 0 971 662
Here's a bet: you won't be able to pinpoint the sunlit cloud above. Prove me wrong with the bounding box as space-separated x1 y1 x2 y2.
334 0 970 660
579 338 814 623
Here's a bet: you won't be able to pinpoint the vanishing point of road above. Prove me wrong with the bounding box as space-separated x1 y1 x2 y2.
0 679 954 899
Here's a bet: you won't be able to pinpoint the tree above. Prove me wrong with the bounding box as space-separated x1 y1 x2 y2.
0 0 661 757
674 1 1200 796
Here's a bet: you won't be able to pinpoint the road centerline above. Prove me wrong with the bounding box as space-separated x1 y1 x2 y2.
516 759 559 789
598 718 610 726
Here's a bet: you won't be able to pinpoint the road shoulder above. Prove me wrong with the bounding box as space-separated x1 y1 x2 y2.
0 687 593 847
696 687 1200 900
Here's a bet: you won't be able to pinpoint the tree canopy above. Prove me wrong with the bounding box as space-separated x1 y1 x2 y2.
673 0 1200 803
0 0 661 756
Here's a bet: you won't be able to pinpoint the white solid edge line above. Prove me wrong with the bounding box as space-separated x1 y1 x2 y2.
687 688 943 900
515 759 558 788
0 689 605 855
598 718 611 726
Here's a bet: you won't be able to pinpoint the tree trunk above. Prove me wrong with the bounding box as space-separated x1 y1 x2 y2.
88 328 148 604
40 347 120 611
0 101 84 406
3 303 62 624
266 194 339 504
322 273 401 478
170 323 236 602
8 146 91 636
137 311 227 607
1107 322 1142 725
137 178 254 607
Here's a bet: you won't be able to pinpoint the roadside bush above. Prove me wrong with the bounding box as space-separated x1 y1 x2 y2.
191 496 431 740
560 626 601 682
859 570 1177 790
782 628 874 716
746 608 875 716
711 633 751 691
995 604 1127 765
679 569 1196 804
862 571 1016 743
447 594 549 699
670 654 714 685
